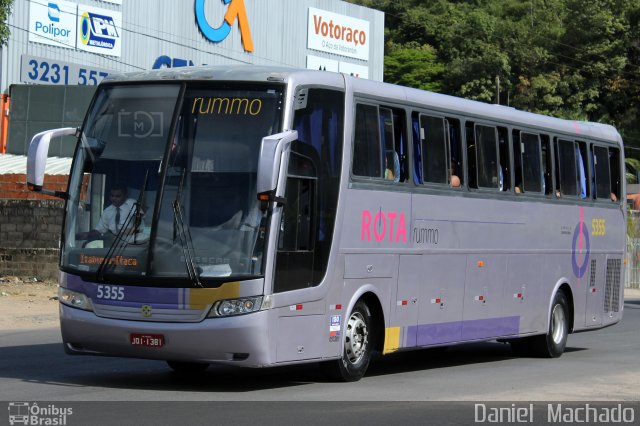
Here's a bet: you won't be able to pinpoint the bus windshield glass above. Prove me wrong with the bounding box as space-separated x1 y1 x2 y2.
62 83 284 284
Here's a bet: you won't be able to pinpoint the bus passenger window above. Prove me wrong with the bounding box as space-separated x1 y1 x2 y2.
609 147 621 202
392 110 408 182
419 114 448 184
512 131 523 193
380 107 408 183
521 132 542 193
353 104 381 178
466 122 477 188
541 135 553 195
556 139 578 197
498 127 510 191
593 145 612 201
448 118 463 188
353 104 407 183
475 124 499 189
380 107 402 182
576 141 589 198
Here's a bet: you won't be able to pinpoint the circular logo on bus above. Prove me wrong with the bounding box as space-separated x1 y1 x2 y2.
141 305 153 318
571 218 590 278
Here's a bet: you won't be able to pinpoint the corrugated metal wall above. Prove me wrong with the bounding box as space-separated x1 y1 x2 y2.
7 85 95 156
1 0 385 92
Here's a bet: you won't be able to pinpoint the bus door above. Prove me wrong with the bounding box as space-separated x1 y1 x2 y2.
271 140 326 363
273 142 319 292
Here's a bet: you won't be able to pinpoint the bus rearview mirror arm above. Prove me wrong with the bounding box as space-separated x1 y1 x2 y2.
26 127 78 198
256 130 298 201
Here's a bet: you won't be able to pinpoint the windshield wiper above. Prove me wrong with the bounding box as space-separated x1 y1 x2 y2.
132 170 149 244
96 204 137 281
96 171 149 281
172 170 203 288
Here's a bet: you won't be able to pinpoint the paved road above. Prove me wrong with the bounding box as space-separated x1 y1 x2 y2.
1 298 638 425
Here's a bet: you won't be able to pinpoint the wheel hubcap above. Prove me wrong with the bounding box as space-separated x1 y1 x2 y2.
551 304 566 345
344 311 368 364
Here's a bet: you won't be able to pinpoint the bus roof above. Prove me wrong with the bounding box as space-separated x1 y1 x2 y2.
104 65 622 146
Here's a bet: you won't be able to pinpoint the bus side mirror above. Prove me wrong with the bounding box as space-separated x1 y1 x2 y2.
26 127 78 197
257 130 298 203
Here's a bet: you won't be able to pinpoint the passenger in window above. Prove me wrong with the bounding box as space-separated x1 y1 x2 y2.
611 192 618 202
385 153 395 181
450 161 461 188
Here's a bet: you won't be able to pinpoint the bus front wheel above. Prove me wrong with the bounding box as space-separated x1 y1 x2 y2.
531 291 569 358
323 300 373 382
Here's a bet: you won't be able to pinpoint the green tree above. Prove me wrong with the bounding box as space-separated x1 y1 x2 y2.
558 0 630 120
0 0 14 46
384 43 444 91
625 157 640 184
346 0 640 180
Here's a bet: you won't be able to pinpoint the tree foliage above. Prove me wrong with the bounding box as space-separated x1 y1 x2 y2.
347 0 640 174
0 0 14 46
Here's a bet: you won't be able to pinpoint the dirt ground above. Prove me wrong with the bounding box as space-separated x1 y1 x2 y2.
0 277 59 330
1 276 640 331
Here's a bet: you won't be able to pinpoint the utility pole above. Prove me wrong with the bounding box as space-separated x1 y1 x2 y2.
495 74 500 105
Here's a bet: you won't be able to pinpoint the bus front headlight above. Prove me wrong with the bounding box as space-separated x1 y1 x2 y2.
59 287 94 311
209 296 263 317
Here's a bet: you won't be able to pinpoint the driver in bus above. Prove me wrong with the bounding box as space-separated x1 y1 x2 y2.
77 184 144 242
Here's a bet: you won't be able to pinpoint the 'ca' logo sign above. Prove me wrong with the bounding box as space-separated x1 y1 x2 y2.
195 0 254 52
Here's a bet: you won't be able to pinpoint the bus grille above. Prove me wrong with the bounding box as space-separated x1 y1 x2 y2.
589 259 596 288
604 259 621 313
93 304 208 322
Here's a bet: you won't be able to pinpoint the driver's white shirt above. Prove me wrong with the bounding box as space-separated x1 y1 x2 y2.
95 198 143 234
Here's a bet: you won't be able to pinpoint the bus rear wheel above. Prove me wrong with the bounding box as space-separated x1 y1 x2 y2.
166 360 210 373
531 291 569 358
323 300 373 382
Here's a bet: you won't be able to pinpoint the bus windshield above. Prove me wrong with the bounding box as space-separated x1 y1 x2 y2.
62 83 284 285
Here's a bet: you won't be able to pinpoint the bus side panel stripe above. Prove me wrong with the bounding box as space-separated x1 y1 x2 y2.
403 316 520 348
414 321 462 346
460 316 520 341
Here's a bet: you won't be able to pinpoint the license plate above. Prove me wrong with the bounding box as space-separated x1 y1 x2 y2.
130 333 164 347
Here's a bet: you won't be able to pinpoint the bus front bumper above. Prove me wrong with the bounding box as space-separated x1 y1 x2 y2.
59 303 272 367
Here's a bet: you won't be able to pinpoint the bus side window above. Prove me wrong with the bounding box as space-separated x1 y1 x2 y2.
609 147 621 202
498 127 510 191
556 138 578 197
466 121 478 189
353 103 406 183
353 104 381 178
512 130 523 193
592 145 611 201
392 110 408 182
448 118 463 188
419 114 448 185
521 132 543 193
380 107 405 183
475 124 500 190
576 141 589 199
541 135 553 195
